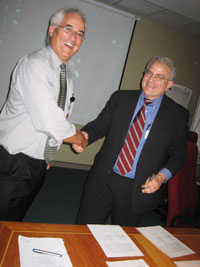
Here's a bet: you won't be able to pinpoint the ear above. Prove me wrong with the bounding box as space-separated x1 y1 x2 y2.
49 25 55 37
166 80 174 92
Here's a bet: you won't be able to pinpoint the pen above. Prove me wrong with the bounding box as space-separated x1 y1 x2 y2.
32 248 62 257
144 124 151 139
148 173 155 183
141 173 155 195
66 94 76 119
146 124 151 130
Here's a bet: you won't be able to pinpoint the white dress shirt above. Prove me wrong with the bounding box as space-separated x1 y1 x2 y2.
0 46 76 159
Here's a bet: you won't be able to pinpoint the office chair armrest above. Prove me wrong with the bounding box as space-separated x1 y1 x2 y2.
170 215 200 228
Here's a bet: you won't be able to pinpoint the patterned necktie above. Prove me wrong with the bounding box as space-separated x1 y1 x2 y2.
116 98 152 176
44 63 67 164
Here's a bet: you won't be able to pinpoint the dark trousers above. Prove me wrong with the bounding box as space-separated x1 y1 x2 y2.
0 145 46 221
76 170 142 226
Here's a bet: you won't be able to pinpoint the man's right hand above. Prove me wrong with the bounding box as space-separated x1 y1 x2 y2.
63 131 88 149
75 131 88 149
72 131 88 153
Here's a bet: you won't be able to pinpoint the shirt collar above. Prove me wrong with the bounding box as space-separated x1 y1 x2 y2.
47 45 64 68
140 90 164 107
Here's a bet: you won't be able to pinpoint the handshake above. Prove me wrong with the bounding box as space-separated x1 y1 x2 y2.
72 130 88 153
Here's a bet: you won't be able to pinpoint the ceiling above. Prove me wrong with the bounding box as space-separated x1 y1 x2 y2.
95 0 200 38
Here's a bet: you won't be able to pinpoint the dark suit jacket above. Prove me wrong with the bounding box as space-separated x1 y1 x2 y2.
82 90 189 215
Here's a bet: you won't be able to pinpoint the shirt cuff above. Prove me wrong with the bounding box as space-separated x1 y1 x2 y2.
160 168 172 183
49 123 76 147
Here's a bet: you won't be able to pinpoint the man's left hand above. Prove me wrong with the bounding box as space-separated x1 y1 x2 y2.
141 173 166 194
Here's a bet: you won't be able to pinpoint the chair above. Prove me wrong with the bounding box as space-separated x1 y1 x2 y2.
188 130 198 144
166 140 199 227
170 215 200 227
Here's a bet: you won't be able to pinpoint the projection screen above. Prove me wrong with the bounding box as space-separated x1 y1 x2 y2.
0 0 139 124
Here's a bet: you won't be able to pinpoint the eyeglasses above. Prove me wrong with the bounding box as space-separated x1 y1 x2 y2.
143 70 170 82
55 25 85 40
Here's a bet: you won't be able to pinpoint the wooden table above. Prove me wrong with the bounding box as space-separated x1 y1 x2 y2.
0 221 200 266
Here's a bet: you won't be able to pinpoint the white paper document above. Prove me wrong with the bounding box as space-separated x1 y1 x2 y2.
106 259 149 267
88 224 143 258
174 260 200 267
137 226 195 258
18 235 73 267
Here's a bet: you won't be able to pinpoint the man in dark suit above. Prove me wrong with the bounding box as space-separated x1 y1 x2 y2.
73 56 189 226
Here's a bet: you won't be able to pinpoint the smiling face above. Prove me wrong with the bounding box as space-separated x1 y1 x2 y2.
142 61 174 100
49 12 85 63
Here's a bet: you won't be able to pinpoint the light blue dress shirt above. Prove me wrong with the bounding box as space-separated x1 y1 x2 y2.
113 91 172 181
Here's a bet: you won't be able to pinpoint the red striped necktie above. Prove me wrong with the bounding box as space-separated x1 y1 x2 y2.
116 98 152 176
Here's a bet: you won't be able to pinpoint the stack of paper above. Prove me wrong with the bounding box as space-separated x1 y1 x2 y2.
137 225 195 258
18 236 72 267
88 224 143 258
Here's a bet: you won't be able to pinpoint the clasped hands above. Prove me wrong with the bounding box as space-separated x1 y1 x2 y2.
73 131 88 152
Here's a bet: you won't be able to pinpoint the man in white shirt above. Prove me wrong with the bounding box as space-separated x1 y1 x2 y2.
0 8 87 221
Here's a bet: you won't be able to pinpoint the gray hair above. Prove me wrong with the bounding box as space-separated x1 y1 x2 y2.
50 8 87 28
46 8 87 45
146 56 176 81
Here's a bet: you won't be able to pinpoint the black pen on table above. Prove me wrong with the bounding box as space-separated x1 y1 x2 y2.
32 248 62 257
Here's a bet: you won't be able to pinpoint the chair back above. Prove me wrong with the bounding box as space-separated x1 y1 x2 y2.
188 130 198 144
166 141 199 227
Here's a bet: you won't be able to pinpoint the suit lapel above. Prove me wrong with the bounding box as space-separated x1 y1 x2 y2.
138 95 173 161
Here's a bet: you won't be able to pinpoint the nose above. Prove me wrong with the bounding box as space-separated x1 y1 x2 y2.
147 73 154 82
148 73 159 82
69 32 76 40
